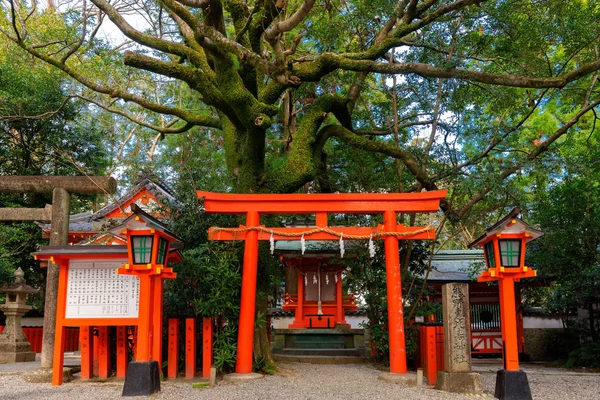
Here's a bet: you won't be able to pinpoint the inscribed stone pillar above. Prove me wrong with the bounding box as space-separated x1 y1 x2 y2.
434 282 483 394
442 283 472 373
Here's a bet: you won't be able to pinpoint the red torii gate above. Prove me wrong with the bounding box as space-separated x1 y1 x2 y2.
197 190 447 377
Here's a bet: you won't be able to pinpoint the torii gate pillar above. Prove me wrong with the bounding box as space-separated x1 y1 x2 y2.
384 210 407 374
237 211 260 374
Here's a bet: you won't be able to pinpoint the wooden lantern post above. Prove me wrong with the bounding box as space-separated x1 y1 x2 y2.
470 208 543 400
116 204 180 397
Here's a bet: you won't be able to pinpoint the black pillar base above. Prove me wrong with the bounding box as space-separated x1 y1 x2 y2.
494 369 532 400
122 361 161 397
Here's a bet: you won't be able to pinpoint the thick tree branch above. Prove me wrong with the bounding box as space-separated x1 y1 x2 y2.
326 54 600 89
123 51 226 109
175 0 209 8
316 124 437 191
161 0 274 72
264 0 315 41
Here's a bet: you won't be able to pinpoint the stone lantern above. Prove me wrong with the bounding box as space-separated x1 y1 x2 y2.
0 267 39 363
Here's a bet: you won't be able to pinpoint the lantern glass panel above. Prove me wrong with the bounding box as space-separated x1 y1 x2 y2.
484 242 496 268
157 237 169 265
132 235 154 264
499 239 521 267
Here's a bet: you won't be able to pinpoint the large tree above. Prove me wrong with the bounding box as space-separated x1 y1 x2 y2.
1 1 599 217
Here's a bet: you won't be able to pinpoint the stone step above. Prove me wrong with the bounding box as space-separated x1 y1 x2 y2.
294 342 346 349
275 348 363 356
273 354 370 365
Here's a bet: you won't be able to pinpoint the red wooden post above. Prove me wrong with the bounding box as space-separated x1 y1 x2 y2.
136 274 154 361
290 271 305 328
500 277 520 371
424 325 438 385
80 327 93 379
72 328 78 351
93 328 99 377
185 318 196 378
51 261 68 386
98 326 110 379
202 317 213 378
152 277 164 369
116 326 129 378
132 327 137 359
236 211 260 374
336 272 344 324
168 319 179 379
383 210 407 374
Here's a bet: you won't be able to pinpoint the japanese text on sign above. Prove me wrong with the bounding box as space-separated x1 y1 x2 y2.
65 260 140 318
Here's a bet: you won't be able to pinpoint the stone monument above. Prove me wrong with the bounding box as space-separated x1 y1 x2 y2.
0 267 39 363
434 282 483 393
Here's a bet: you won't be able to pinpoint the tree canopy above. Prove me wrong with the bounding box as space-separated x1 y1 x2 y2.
1 1 599 233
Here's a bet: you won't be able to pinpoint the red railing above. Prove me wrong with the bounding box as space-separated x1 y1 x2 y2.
0 326 79 353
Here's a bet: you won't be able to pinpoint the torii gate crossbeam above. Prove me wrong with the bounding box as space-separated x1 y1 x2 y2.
198 190 448 377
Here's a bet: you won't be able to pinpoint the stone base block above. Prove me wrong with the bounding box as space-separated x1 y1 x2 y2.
0 351 36 363
223 372 263 383
495 369 532 400
378 372 417 386
434 371 484 394
122 361 161 397
22 368 73 383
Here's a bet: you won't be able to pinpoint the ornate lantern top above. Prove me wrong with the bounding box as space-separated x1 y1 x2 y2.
469 208 543 248
113 203 182 277
470 208 543 280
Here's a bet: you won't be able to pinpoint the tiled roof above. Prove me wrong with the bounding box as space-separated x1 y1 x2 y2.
37 174 177 233
426 250 485 281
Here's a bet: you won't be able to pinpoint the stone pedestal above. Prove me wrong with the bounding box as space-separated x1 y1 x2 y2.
122 361 161 396
434 283 483 394
435 371 483 393
495 369 532 400
0 268 38 364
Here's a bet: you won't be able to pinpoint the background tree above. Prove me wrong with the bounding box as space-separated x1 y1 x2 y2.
0 27 108 306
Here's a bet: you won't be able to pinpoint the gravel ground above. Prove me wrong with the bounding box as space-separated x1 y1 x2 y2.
1 362 599 400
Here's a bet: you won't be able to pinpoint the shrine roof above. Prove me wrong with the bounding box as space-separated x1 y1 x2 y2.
468 207 544 247
33 245 129 257
426 250 485 282
36 174 177 233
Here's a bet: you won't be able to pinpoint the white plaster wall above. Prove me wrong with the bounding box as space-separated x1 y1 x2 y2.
523 316 563 329
272 316 294 329
346 315 368 329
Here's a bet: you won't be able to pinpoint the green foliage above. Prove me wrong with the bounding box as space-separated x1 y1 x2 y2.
212 324 238 373
566 342 600 368
253 355 277 375
346 240 440 363
163 242 241 318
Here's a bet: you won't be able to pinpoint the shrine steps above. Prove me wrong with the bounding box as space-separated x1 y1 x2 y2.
276 348 364 357
273 354 370 365
272 328 370 364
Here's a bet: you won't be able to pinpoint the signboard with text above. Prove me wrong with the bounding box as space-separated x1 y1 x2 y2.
65 260 140 319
